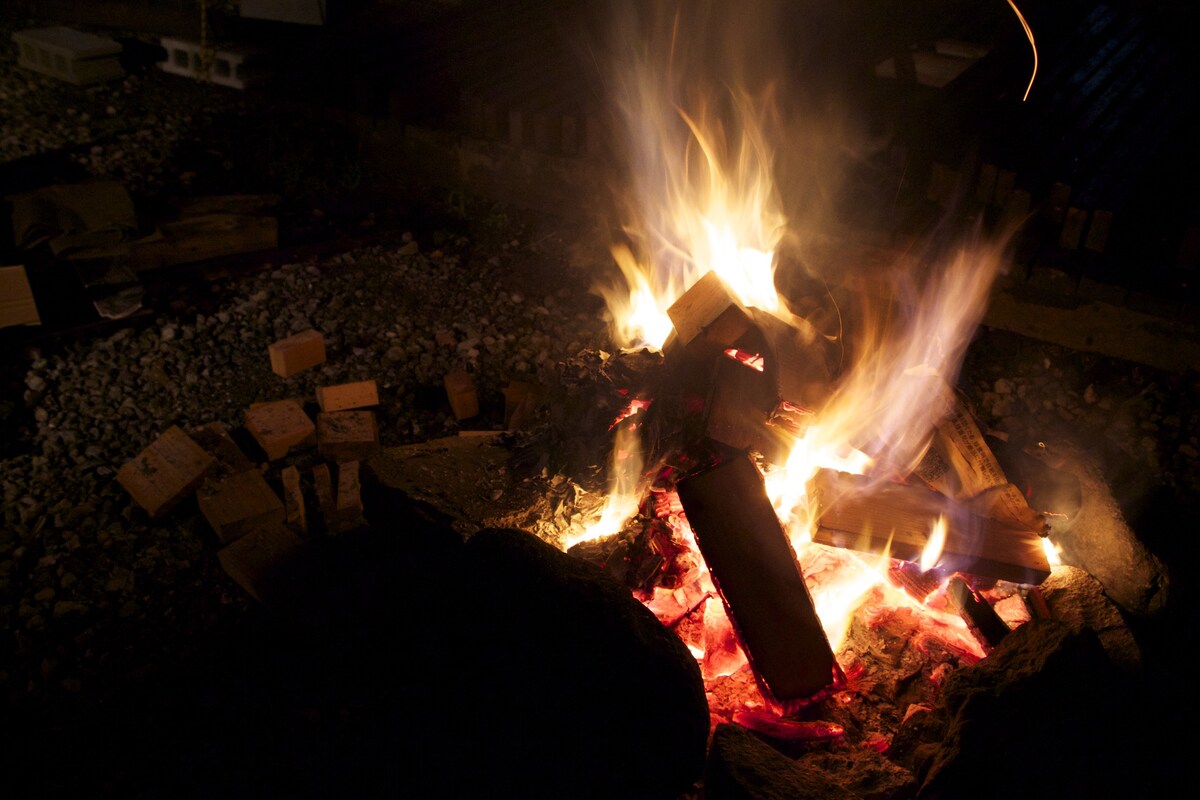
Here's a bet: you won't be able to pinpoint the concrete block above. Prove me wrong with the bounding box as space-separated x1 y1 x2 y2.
317 410 379 462
198 469 286 544
159 36 268 90
117 426 216 518
316 379 378 412
268 329 325 377
12 26 123 85
245 399 315 461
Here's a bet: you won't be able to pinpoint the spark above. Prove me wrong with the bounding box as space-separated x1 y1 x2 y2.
1006 0 1038 102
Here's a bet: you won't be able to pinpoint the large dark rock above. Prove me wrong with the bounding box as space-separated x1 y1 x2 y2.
705 724 856 800
452 527 710 799
912 619 1155 800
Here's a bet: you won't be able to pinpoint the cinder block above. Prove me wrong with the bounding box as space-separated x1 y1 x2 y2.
198 469 286 544
218 523 306 606
188 421 254 475
159 36 268 90
317 410 379 462
245 399 315 461
316 379 378 413
117 426 216 518
12 27 123 85
443 371 479 420
335 460 366 534
268 329 325 377
280 465 307 535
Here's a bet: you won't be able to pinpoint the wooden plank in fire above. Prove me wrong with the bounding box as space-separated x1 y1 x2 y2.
746 308 831 426
677 456 840 713
809 470 1051 585
666 270 753 351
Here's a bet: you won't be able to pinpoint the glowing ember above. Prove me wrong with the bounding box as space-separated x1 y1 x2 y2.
723 349 765 372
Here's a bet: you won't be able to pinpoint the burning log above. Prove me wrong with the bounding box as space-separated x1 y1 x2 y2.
946 575 1011 651
810 470 1051 585
703 355 788 460
731 709 844 743
676 456 841 712
666 270 753 351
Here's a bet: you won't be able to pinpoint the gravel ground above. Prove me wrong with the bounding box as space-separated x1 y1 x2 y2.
3 12 1199 760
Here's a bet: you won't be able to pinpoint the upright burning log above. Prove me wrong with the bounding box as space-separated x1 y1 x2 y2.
676 456 841 713
666 270 753 352
810 470 1051 584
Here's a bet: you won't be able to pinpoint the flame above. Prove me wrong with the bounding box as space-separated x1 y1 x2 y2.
1042 535 1062 566
920 515 947 572
1006 0 1038 102
582 0 1014 676
567 420 646 548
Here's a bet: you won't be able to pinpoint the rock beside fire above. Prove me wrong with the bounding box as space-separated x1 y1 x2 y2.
1040 565 1142 670
906 619 1140 799
705 723 916 800
1046 438 1170 617
456 527 710 799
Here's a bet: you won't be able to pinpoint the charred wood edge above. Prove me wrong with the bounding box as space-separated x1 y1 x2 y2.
676 455 842 714
810 469 1052 585
888 561 947 603
1020 584 1052 619
731 709 845 742
947 575 1012 650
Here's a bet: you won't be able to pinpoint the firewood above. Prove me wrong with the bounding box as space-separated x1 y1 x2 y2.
810 470 1051 585
217 523 306 607
444 370 479 420
268 329 326 378
334 460 366 534
731 709 844 742
702 355 789 462
312 463 336 533
188 421 254 476
677 456 841 713
244 399 315 461
947 575 1011 650
316 379 379 413
197 468 286 544
666 270 753 350
116 425 216 518
280 465 307 535
316 410 379 462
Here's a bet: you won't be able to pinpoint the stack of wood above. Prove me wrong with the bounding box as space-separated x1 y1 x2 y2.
116 329 380 607
619 269 1051 711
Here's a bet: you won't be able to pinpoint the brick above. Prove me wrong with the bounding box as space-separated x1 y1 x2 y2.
334 461 366 534
218 524 306 606
317 410 379 462
245 400 315 461
197 469 286 544
117 426 216 518
316 379 379 413
280 465 307 535
268 329 325 378
312 463 335 532
444 371 479 421
188 421 254 475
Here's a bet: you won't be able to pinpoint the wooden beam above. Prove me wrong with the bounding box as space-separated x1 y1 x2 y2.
809 470 1051 585
677 456 840 713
